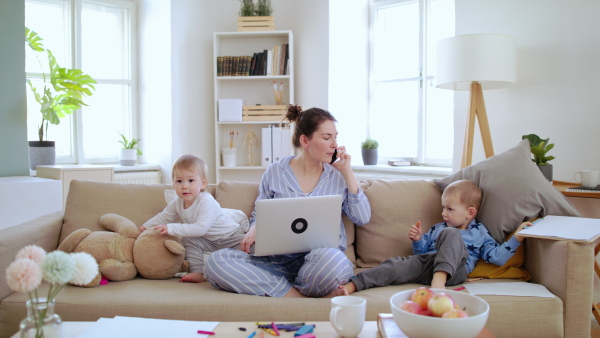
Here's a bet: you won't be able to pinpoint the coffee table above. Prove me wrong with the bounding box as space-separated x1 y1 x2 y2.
11 320 494 337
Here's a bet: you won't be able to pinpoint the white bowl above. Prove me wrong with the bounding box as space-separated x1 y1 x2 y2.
390 288 489 338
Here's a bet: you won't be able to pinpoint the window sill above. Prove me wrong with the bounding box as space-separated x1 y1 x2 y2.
352 164 451 180
30 163 161 176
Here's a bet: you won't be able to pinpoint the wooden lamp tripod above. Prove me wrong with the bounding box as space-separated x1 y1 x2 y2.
462 81 494 168
435 34 517 169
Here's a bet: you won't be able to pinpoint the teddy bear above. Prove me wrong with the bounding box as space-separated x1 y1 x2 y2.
57 213 189 287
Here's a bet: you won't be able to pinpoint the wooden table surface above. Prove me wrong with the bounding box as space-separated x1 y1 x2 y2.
553 180 600 199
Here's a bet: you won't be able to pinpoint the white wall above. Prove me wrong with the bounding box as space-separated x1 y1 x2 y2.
139 0 173 183
454 0 600 181
142 0 599 184
167 0 329 184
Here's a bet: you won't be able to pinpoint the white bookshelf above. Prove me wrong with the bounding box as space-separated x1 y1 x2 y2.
213 31 294 183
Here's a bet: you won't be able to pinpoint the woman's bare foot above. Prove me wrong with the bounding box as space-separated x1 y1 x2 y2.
180 272 204 283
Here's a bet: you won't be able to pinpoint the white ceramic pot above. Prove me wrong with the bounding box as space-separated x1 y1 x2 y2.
119 149 137 166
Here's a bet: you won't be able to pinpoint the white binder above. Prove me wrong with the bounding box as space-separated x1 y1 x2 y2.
281 127 293 158
261 127 272 167
271 126 282 163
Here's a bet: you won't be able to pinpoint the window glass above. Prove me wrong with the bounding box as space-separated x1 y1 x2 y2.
370 0 454 166
25 0 136 164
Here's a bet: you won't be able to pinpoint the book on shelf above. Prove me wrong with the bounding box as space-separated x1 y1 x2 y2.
279 43 287 75
377 313 404 338
216 56 224 77
388 158 413 166
517 215 600 242
284 43 289 75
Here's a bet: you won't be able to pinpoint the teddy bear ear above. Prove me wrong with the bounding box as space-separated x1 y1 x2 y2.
164 240 185 256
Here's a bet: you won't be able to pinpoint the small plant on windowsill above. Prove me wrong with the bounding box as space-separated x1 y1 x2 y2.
522 133 555 181
118 132 142 166
361 138 379 166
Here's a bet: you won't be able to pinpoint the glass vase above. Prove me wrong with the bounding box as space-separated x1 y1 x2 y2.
19 298 63 338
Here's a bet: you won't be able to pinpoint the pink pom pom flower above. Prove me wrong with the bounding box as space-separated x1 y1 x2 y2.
15 245 46 264
5 258 43 293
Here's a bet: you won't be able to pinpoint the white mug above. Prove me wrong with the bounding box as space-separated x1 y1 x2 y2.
330 296 366 337
574 170 599 188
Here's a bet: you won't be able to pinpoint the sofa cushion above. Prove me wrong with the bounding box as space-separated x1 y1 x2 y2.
434 139 580 243
467 230 531 281
61 180 174 243
214 180 259 218
0 278 564 337
355 179 443 268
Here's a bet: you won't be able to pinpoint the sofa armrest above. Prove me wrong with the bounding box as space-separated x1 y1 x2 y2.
0 211 64 302
524 237 595 338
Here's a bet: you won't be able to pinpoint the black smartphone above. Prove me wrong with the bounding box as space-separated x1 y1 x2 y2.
330 149 338 164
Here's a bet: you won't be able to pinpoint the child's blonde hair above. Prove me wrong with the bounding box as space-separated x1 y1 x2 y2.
442 179 482 210
172 154 208 183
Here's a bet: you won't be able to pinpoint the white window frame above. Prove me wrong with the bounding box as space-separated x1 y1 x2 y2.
369 0 453 167
25 0 138 164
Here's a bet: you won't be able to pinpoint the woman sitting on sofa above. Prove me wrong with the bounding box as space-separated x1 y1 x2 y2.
205 104 371 298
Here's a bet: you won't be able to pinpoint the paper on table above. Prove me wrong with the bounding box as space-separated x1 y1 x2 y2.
463 282 555 298
518 215 600 242
76 316 219 338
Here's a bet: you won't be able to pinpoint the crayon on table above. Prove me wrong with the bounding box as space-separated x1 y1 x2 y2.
271 322 280 336
197 330 215 335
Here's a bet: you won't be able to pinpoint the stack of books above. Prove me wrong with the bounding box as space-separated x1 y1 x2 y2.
217 43 289 77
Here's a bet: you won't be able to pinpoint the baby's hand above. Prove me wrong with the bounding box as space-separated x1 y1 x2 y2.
155 224 169 235
138 226 146 233
513 221 532 243
408 221 422 241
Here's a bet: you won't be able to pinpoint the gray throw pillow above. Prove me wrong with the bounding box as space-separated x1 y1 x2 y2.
434 139 580 243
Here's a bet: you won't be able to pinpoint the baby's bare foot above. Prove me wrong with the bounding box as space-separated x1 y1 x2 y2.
324 285 349 298
180 272 204 283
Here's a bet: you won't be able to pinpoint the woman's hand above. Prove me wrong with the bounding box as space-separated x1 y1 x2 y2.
240 225 256 253
331 146 352 173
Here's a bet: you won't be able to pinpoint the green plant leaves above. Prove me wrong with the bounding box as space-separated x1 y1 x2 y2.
522 134 555 164
25 28 97 141
361 137 379 149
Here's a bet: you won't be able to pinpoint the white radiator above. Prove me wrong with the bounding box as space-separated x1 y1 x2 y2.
114 171 162 184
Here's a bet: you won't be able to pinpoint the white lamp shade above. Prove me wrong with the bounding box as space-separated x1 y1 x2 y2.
436 34 517 91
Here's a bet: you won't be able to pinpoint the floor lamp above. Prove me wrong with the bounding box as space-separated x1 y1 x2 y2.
436 34 517 168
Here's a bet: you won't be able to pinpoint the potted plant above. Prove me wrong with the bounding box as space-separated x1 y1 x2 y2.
118 132 142 166
361 137 379 165
25 28 97 169
522 134 555 181
237 0 275 31
255 0 273 16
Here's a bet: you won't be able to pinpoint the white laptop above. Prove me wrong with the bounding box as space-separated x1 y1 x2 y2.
253 195 343 256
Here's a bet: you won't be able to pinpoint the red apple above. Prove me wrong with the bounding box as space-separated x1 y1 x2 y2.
420 308 433 317
410 287 435 310
442 309 469 318
399 300 423 315
427 292 456 317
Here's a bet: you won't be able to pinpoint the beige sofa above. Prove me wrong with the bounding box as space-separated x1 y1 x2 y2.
0 179 594 338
